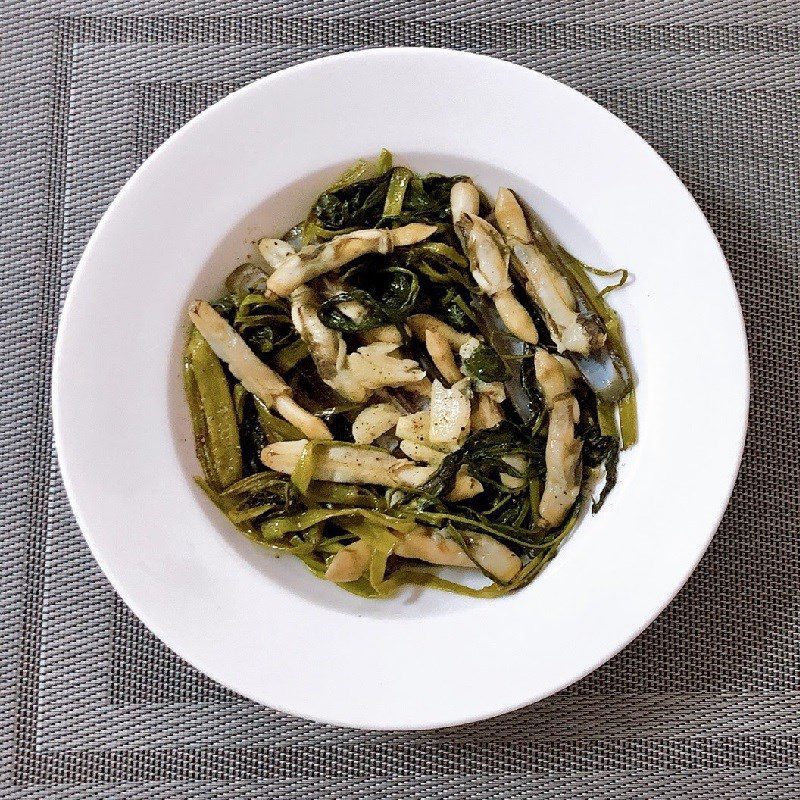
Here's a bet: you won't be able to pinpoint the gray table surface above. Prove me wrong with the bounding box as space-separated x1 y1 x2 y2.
2 1 798 797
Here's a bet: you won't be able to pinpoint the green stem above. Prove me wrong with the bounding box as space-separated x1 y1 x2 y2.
291 439 321 493
596 399 620 439
618 389 638 449
185 329 242 489
382 167 413 218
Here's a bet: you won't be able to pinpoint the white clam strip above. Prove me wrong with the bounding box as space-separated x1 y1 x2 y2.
260 439 481 500
425 329 463 385
340 342 425 401
395 526 521 583
466 532 523 583
445 469 484 502
534 349 583 527
459 212 539 345
325 525 520 584
494 188 602 355
535 346 575 405
451 181 539 346
266 223 437 297
395 410 434 446
187 300 332 440
403 376 433 398
394 410 458 465
450 180 480 226
429 378 472 446
257 237 296 271
394 526 473 568
398 440 447 465
406 314 472 349
360 324 405 346
554 353 581 383
352 403 403 445
471 393 504 430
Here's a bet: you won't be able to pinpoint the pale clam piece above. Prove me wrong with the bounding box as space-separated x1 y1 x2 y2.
450 180 480 225
187 300 331 440
395 410 432 445
457 212 539 345
261 440 423 487
466 533 522 582
425 329 463 385
395 527 521 582
260 440 482 501
394 527 473 568
534 347 573 407
324 540 372 583
534 349 583 527
494 188 603 356
360 325 404 345
444 469 484 501
266 223 436 297
352 403 403 445
429 378 472 446
398 439 447 465
406 314 472 349
493 188 531 243
471 394 504 430
257 237 296 272
395 410 459 459
342 342 425 400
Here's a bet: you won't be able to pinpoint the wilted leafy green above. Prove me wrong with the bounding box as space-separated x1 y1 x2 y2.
461 342 509 383
582 425 620 512
185 150 635 599
318 289 386 332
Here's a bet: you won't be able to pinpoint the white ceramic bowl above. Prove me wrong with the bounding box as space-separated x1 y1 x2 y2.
53 48 748 729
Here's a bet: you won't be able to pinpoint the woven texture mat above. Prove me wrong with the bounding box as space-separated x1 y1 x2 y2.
2 2 798 797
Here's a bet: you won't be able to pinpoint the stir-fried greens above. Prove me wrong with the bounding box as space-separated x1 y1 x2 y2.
183 150 636 598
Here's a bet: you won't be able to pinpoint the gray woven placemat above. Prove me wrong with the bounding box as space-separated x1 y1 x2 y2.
2 2 798 797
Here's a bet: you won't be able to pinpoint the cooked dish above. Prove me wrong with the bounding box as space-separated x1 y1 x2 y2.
183 151 636 597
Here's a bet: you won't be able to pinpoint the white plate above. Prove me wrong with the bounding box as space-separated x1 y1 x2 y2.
53 48 748 730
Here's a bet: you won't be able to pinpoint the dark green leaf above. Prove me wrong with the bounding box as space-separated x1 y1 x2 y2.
401 174 467 223
439 288 478 331
582 425 620 512
470 294 537 423
420 422 543 498
375 266 420 322
311 172 392 231
318 290 387 332
462 342 509 382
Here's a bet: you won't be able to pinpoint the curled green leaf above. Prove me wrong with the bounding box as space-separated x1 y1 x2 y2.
318 289 387 332
461 342 509 383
